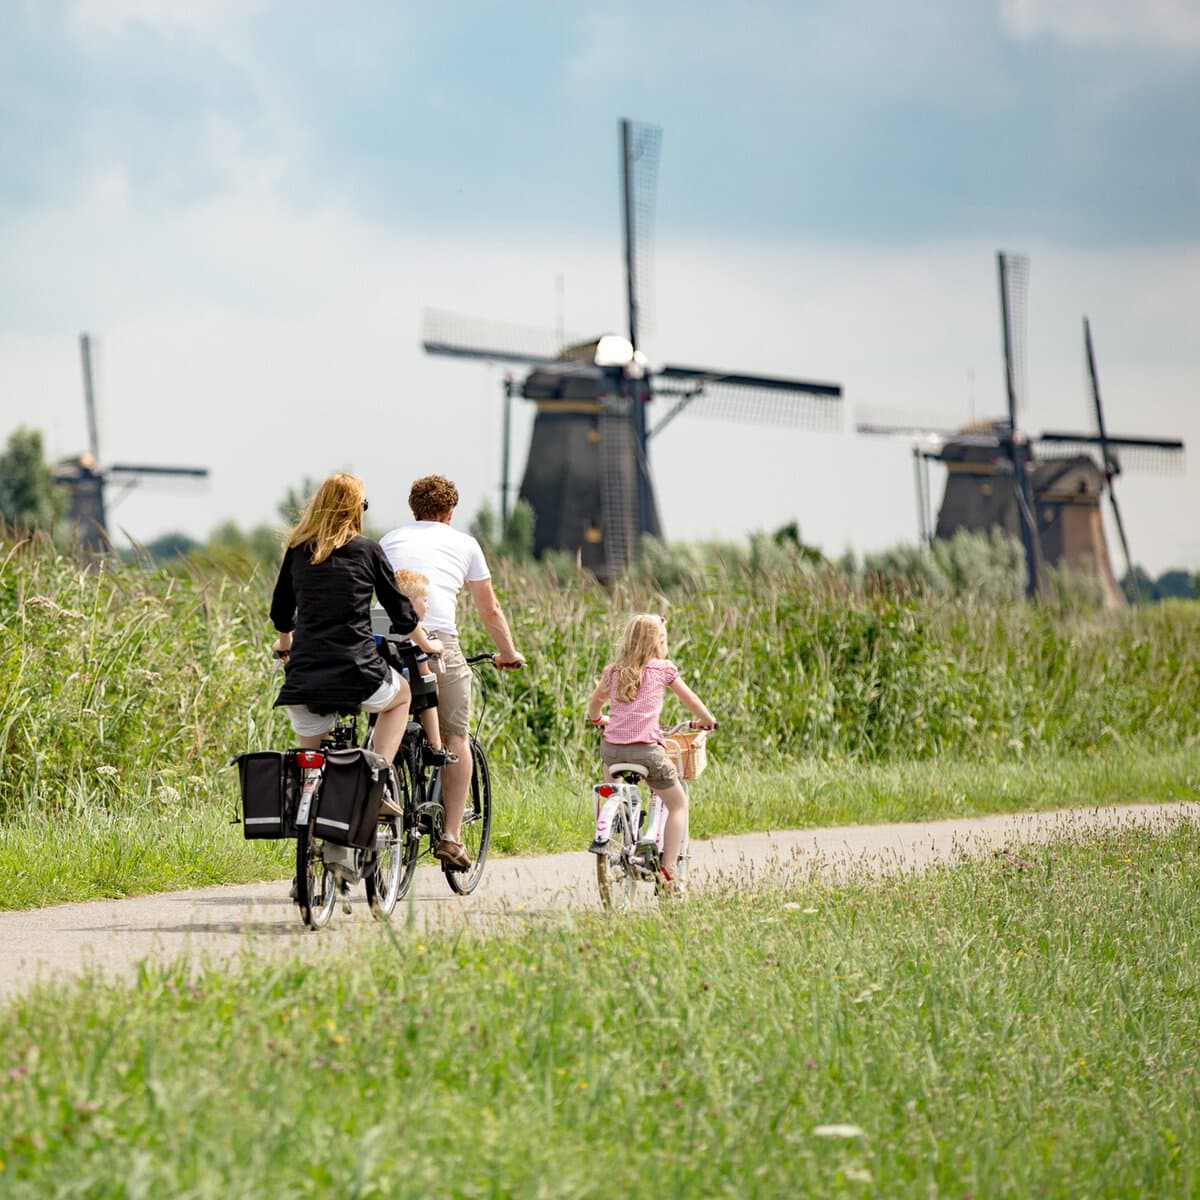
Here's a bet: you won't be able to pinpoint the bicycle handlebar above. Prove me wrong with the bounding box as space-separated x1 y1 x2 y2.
380 633 507 670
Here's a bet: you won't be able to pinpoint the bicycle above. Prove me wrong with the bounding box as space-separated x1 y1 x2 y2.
375 633 498 899
590 721 714 909
291 710 406 931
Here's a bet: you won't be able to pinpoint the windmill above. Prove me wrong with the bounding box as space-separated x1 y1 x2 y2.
421 118 843 581
857 254 1184 603
53 333 210 553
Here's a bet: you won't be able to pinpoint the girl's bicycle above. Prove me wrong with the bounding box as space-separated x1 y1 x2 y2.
589 721 712 909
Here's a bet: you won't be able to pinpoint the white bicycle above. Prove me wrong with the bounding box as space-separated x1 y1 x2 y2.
589 722 712 909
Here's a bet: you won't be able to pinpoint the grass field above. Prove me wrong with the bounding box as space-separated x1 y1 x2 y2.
2 820 1197 1196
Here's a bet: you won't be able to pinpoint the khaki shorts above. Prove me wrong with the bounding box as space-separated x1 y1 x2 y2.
430 632 471 737
601 741 680 791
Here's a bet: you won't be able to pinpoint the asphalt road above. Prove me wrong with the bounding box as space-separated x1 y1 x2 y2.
1 801 1195 1006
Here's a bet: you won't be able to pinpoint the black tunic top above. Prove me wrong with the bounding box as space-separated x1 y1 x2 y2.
270 535 418 710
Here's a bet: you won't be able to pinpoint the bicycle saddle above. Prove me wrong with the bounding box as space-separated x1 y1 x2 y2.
609 763 649 782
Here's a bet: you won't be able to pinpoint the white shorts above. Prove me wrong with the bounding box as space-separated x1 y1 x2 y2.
286 668 404 737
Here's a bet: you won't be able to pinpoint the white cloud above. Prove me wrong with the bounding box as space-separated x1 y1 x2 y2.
65 0 269 47
1000 0 1200 49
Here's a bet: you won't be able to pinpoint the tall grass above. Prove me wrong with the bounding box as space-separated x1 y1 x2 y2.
2 823 1198 1195
3 531 1199 820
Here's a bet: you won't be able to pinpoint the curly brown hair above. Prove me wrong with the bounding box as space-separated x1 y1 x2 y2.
408 475 459 521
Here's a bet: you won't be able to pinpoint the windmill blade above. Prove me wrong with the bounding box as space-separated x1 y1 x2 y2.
995 251 1045 598
106 464 210 479
1036 432 1184 473
649 365 842 438
79 332 101 462
1082 316 1119 475
422 308 571 367
854 420 959 453
997 251 1030 431
620 118 661 353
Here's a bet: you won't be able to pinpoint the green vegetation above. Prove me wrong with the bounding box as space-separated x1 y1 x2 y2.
1 531 1198 907
0 428 67 531
3 823 1198 1195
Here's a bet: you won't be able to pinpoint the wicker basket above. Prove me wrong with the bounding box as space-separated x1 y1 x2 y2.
663 727 708 781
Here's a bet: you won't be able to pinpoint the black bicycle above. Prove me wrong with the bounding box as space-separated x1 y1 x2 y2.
376 635 498 899
291 712 405 930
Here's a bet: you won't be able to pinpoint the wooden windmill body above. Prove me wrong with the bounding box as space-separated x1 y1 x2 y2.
859 256 1184 603
422 120 843 581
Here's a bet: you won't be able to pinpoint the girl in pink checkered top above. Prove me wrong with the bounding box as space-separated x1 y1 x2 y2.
586 613 717 888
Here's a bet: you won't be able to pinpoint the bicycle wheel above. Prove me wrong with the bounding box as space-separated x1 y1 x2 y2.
364 815 402 919
444 736 492 896
392 745 423 902
596 803 637 910
295 822 338 930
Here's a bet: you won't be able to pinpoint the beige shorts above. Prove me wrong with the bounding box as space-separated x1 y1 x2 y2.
601 741 680 791
430 633 471 737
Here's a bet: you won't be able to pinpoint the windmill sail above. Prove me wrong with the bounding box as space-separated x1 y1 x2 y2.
621 119 661 353
422 309 569 366
997 251 1047 599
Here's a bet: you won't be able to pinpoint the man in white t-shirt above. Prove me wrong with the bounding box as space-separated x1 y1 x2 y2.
380 475 525 871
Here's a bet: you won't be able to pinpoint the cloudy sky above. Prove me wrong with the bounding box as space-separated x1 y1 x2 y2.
2 0 1198 573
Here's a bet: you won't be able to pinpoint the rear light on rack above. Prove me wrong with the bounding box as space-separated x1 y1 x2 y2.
296 751 325 769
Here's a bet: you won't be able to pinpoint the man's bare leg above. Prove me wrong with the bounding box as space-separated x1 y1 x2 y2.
439 730 472 842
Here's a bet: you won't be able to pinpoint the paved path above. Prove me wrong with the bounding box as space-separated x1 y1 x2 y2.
1 801 1195 1006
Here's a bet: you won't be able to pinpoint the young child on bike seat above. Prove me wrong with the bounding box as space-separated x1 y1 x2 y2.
393 568 457 767
585 613 716 890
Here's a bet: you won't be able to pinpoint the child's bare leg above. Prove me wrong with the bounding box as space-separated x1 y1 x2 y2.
657 781 690 876
419 710 443 752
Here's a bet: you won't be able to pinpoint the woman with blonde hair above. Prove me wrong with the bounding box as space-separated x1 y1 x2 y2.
270 473 419 774
585 613 716 890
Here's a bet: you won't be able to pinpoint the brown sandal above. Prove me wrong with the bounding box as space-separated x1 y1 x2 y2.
435 837 472 871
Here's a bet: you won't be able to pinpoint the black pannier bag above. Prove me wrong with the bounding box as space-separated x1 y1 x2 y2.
233 750 300 840
313 747 391 848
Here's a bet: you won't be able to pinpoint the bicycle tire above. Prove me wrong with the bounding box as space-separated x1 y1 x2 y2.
392 744 422 902
444 736 492 896
596 803 637 910
364 814 403 918
295 821 338 930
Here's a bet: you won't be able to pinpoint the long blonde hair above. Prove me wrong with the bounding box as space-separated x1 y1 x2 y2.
610 613 667 702
286 473 365 565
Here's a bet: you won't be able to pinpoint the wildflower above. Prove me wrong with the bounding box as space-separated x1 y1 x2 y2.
813 1124 864 1139
96 765 119 778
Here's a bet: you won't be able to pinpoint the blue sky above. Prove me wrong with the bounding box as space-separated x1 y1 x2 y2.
2 0 1199 571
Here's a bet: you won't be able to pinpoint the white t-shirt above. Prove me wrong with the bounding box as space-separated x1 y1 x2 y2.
379 520 491 637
